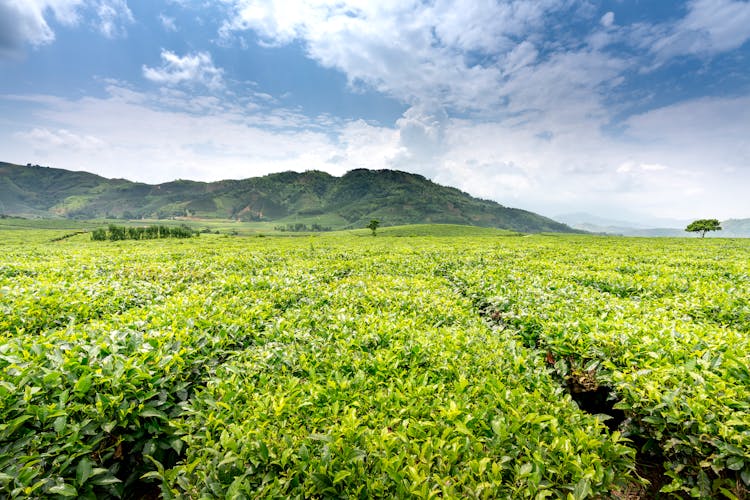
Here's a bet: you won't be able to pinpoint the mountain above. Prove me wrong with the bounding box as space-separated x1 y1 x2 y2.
0 162 576 233
554 212 690 230
571 224 685 237
555 212 750 237
554 212 656 229
720 219 750 237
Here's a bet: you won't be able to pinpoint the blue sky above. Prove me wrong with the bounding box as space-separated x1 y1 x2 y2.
1 0 749 224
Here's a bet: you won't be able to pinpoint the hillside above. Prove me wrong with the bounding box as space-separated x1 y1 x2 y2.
0 162 576 233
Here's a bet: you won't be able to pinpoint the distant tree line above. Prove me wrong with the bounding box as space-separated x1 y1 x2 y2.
91 224 198 241
274 223 332 232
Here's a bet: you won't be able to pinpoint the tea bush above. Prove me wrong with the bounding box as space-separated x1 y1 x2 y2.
1 233 747 498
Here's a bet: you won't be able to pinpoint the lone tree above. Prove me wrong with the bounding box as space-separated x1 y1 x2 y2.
685 219 722 238
367 219 380 236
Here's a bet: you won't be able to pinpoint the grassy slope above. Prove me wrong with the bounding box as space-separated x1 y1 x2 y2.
0 216 534 240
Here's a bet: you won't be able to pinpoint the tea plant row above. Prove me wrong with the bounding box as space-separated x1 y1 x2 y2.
453 237 750 497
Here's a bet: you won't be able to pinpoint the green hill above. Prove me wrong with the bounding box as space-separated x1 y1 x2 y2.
0 162 576 233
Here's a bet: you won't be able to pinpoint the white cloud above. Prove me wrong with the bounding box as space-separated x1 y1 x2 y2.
3 83 749 221
497 48 628 136
463 94 749 219
143 50 225 90
0 0 133 57
504 41 539 74
94 0 133 38
218 0 750 123
2 84 399 183
219 0 575 111
624 95 750 148
329 119 400 176
15 127 106 151
648 0 750 60
429 0 556 54
616 162 668 174
390 105 449 176
159 13 177 32
375 93 748 221
0 0 81 56
215 0 632 163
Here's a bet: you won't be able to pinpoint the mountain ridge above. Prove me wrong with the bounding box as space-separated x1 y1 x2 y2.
0 162 577 233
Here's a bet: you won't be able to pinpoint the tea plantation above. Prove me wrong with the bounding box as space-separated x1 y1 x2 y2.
0 230 747 498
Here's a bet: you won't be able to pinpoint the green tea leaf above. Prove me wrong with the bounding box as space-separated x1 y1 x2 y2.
76 457 93 485
48 483 77 497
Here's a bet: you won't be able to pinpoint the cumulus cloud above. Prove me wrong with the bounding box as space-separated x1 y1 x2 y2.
143 50 225 90
217 0 750 124
0 0 133 57
429 0 555 54
0 0 79 57
390 106 449 176
219 0 579 112
328 119 400 175
215 0 634 159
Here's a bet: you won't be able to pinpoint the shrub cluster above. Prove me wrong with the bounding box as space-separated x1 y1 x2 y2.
91 224 197 241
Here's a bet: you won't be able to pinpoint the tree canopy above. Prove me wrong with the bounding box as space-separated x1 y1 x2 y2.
367 219 380 236
685 219 722 238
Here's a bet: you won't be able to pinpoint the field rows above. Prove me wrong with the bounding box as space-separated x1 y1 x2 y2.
0 233 748 498
453 237 750 497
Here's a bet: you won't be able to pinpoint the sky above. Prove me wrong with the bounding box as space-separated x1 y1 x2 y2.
1 0 749 225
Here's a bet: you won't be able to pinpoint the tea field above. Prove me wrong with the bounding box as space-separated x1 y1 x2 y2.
0 229 748 498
